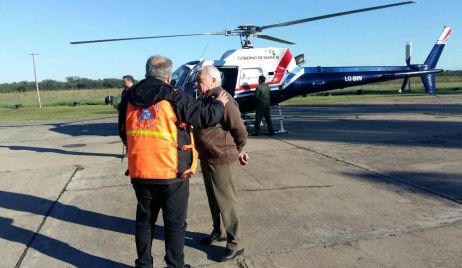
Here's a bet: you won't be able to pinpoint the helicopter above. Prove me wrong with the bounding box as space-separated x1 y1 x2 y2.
71 1 452 113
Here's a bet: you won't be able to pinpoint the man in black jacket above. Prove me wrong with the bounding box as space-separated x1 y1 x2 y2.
113 75 135 110
118 55 228 268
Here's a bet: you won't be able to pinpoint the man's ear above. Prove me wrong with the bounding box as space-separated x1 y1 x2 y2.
167 74 172 84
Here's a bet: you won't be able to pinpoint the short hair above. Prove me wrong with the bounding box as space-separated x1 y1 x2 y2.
258 75 266 83
122 75 134 83
145 55 172 80
199 65 222 85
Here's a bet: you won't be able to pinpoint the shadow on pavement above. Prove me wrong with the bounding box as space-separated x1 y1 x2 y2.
342 170 462 203
0 190 134 235
247 104 462 149
0 216 131 268
153 225 225 262
49 122 118 137
281 103 462 117
0 190 223 263
0 145 121 158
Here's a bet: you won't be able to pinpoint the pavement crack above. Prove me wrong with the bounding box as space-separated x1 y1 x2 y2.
239 164 266 188
0 165 78 174
258 217 462 260
367 133 462 148
422 112 462 118
1 136 88 144
238 185 332 192
15 165 83 268
67 183 131 192
274 138 462 205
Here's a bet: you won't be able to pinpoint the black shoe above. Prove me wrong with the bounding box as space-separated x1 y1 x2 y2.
219 248 244 262
200 232 225 245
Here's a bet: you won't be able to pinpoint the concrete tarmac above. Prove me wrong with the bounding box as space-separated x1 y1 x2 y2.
1 95 461 267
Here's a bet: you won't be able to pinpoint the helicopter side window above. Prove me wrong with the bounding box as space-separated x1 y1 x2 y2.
239 68 263 89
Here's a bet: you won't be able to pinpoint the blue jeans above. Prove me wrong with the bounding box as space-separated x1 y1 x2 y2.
133 180 189 268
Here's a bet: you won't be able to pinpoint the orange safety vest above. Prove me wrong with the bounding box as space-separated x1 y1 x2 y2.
126 100 198 179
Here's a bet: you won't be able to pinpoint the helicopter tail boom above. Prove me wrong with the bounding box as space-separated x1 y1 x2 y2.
274 26 452 100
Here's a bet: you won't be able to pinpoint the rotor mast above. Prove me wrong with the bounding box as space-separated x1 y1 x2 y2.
237 25 259 48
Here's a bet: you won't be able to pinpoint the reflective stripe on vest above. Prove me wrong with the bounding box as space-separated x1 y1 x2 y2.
126 100 197 179
126 130 172 139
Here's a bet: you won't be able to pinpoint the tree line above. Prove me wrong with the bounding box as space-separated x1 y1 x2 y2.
0 76 126 93
1 71 461 94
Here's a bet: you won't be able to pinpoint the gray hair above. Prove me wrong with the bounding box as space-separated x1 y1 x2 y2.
199 65 222 85
145 55 172 80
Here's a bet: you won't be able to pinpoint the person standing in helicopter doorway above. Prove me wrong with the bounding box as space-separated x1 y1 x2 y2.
253 75 274 136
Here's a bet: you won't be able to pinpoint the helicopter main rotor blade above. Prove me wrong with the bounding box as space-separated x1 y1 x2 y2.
256 34 295 45
259 1 416 31
70 32 225 44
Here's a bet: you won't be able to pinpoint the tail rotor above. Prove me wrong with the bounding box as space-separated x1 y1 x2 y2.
400 26 451 95
399 41 413 93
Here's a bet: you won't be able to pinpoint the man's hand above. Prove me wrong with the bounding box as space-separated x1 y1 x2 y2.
239 151 249 166
216 91 229 106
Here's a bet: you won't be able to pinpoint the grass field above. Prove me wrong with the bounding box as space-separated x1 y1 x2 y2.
0 105 116 122
1 82 461 122
0 88 121 108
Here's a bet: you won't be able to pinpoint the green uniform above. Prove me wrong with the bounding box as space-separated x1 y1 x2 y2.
254 83 274 135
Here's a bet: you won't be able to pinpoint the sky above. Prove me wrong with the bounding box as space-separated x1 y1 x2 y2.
0 0 461 84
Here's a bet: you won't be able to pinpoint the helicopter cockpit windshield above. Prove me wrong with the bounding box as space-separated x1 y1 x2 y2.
172 64 239 98
171 66 190 89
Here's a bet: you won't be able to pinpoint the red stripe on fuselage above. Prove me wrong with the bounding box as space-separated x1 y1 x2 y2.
269 49 293 85
235 83 258 92
234 49 293 92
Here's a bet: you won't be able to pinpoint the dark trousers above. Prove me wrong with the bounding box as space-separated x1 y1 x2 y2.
133 180 189 268
254 105 274 135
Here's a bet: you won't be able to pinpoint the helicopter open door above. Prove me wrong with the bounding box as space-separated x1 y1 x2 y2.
217 66 238 97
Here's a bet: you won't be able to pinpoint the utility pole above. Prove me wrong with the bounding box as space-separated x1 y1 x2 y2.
30 53 42 108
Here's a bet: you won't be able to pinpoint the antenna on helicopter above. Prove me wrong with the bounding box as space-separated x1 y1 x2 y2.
70 1 416 48
200 43 209 60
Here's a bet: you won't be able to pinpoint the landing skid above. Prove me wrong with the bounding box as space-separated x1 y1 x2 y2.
242 105 288 134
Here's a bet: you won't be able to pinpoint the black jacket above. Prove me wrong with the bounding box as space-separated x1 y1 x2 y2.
118 77 225 184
